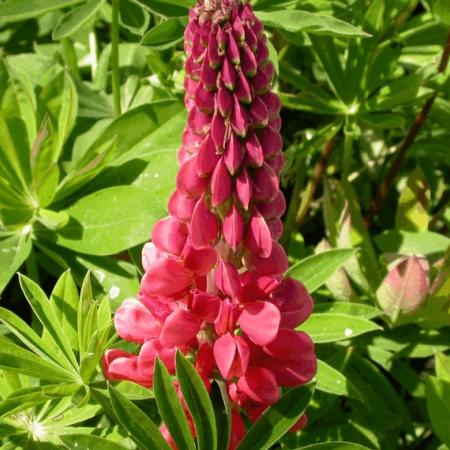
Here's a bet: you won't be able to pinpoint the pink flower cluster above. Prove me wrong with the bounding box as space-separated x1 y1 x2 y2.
103 0 316 447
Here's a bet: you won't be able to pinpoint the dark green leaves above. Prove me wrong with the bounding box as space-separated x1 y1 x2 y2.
0 0 84 22
237 383 315 450
298 314 382 343
256 11 370 38
154 358 196 450
287 249 356 292
425 376 450 447
141 17 187 49
176 352 217 450
109 385 172 450
53 186 165 256
52 0 105 40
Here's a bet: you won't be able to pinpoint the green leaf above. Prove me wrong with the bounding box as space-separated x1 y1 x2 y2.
135 0 191 17
210 381 231 450
314 302 381 320
374 230 450 257
141 17 187 49
0 232 32 294
19 274 78 371
50 270 79 351
0 0 84 22
61 435 129 450
109 385 172 450
176 352 217 450
0 336 75 382
0 384 79 418
431 0 450 25
0 307 73 370
316 360 362 401
298 442 373 450
256 11 370 38
52 0 105 40
395 167 430 232
237 383 315 450
119 0 150 35
425 376 450 447
435 353 450 382
298 313 382 343
50 186 165 256
287 248 356 293
154 358 196 450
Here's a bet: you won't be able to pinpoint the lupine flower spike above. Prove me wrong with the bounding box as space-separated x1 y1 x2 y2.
103 1 317 447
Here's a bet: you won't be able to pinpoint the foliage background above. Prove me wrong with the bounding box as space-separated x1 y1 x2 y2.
0 0 449 449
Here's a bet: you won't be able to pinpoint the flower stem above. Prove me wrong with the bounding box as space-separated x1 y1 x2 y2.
111 0 121 117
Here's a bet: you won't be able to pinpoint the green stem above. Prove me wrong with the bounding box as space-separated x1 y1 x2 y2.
25 248 40 285
111 0 121 117
342 119 354 180
61 38 80 80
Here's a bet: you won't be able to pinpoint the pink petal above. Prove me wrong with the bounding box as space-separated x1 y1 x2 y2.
245 25 258 52
222 57 236 90
226 31 240 64
244 210 273 258
208 31 222 68
176 154 208 198
253 162 279 201
211 157 232 207
261 91 281 119
217 82 233 117
235 71 252 104
239 300 280 345
142 258 193 297
160 309 201 347
190 195 219 249
260 126 282 158
215 258 241 298
168 191 197 221
214 333 249 380
181 240 217 276
252 67 270 95
217 26 228 50
233 16 245 42
257 191 286 219
224 133 244 174
248 241 289 275
241 45 257 77
231 95 248 137
142 243 162 271
195 83 215 113
249 96 269 128
244 131 264 167
114 299 161 343
187 106 211 136
235 168 253 210
267 218 283 240
272 278 313 328
201 52 217 89
223 204 245 251
197 134 220 177
191 290 221 322
211 113 226 151
152 216 188 256
237 366 280 405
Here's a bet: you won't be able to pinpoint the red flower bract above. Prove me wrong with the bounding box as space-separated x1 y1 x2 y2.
104 1 317 447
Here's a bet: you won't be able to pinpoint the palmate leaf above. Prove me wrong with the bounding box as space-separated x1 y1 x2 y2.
0 336 75 382
237 383 315 450
19 274 79 371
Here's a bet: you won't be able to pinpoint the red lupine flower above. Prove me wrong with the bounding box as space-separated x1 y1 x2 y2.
104 1 317 447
